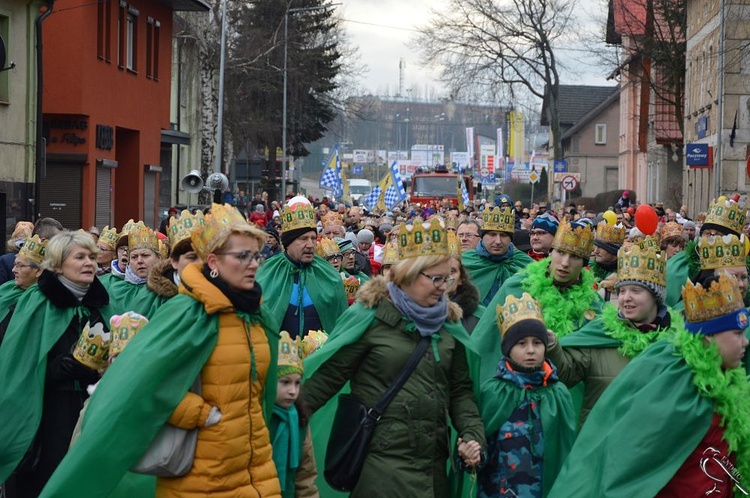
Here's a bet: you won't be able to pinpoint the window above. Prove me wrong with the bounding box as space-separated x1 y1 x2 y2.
117 2 138 72
0 12 9 103
96 0 112 61
126 12 135 70
145 18 160 80
595 124 607 145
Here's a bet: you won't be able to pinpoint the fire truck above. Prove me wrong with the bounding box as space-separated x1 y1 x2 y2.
409 168 474 208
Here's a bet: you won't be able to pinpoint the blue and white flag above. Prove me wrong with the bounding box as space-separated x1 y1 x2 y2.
319 146 342 197
363 185 382 209
385 161 407 209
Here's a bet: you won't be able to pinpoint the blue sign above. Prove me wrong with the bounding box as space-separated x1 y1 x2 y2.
554 160 567 173
696 116 708 139
352 165 364 175
686 143 710 167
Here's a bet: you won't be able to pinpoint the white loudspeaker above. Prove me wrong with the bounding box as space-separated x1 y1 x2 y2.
206 172 229 192
181 170 204 194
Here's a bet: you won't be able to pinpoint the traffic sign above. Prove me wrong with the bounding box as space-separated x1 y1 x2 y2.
553 160 567 173
561 175 578 192
554 172 580 182
353 165 364 175
529 171 540 183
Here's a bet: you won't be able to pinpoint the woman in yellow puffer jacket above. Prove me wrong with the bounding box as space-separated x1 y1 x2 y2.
38 204 281 498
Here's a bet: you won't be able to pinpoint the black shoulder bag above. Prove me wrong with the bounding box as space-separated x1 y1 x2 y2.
324 335 431 491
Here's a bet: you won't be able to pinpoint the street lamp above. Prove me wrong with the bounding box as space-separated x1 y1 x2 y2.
282 2 339 199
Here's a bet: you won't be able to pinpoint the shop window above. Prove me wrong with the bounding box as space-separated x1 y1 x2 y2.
97 0 112 62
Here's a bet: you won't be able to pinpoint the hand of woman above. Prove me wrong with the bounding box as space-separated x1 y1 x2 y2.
546 329 557 349
457 437 481 467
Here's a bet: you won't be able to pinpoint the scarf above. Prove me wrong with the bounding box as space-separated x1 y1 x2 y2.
110 260 125 278
476 239 516 263
387 281 448 337
124 265 148 285
57 274 90 302
272 404 301 492
201 265 261 314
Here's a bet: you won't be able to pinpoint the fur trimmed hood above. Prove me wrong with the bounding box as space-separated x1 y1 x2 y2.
357 276 463 322
147 260 178 298
450 281 481 318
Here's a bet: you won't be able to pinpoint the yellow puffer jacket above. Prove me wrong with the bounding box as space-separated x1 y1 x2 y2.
156 264 281 498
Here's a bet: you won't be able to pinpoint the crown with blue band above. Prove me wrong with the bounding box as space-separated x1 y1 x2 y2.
685 308 749 336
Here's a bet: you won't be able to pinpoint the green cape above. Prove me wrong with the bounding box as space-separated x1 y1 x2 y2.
462 248 533 304
548 338 718 497
472 259 603 381
39 293 280 498
108 281 168 318
257 254 348 336
303 300 480 498
480 369 576 497
0 280 25 326
665 249 691 307
0 284 115 481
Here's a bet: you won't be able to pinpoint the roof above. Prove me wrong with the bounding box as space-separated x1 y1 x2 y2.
540 85 619 127
156 0 210 11
561 90 620 140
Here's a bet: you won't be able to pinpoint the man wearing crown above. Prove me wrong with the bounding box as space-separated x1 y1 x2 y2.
257 197 348 340
550 273 750 496
590 220 627 302
462 206 533 306
666 196 750 306
472 220 604 381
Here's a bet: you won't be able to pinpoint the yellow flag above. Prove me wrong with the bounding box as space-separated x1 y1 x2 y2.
375 171 392 211
340 168 352 205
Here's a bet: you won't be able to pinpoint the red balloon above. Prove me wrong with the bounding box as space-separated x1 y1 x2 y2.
635 204 658 235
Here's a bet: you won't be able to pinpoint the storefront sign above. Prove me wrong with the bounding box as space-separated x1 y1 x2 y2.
686 143 711 168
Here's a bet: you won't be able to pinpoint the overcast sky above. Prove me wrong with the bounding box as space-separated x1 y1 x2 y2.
339 0 615 102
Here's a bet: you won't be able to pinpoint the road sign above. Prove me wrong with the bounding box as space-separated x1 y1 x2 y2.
561 175 578 192
529 171 540 183
554 172 580 182
553 160 567 173
353 165 364 175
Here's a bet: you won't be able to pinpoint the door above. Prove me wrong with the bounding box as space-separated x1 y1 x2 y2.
40 162 82 230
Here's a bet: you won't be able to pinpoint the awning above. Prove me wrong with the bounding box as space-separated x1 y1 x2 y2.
161 129 191 146
156 0 210 12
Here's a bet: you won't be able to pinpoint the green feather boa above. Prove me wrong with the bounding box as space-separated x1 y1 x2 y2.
522 258 599 339
672 328 750 482
601 305 681 358
588 259 613 283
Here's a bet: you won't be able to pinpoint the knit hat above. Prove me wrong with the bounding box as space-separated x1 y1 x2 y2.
530 213 559 236
494 194 513 206
357 229 374 244
337 238 354 253
502 320 549 357
265 226 281 245
281 227 316 249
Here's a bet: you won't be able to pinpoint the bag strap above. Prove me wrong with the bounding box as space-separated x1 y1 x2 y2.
369 336 430 421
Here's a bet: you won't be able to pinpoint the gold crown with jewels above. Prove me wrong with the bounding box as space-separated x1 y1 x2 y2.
343 275 361 301
596 221 626 245
659 222 683 240
320 211 344 228
316 237 340 258
191 203 249 260
496 292 545 337
98 226 119 250
552 220 595 259
447 230 461 259
128 222 160 254
445 215 459 231
168 210 206 250
481 206 515 234
73 321 111 370
281 203 317 233
704 198 747 235
617 236 666 286
278 331 303 376
17 234 46 266
382 239 399 266
109 312 149 357
116 219 138 247
301 330 329 358
397 217 449 259
698 234 747 270
682 273 745 324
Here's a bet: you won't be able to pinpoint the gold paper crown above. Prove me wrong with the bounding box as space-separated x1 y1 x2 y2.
11 221 34 240
301 330 329 358
481 206 515 233
552 220 595 259
109 312 149 357
448 230 461 259
320 211 343 228
128 222 160 253
278 331 303 375
116 219 137 247
168 210 206 250
496 293 545 337
316 237 340 258
343 275 360 300
595 221 626 245
659 222 683 240
704 198 746 235
72 321 111 370
445 215 459 231
698 234 746 270
382 239 399 266
682 273 745 323
17 234 46 266
397 218 449 259
98 226 119 250
281 203 317 232
617 236 666 286
191 203 249 260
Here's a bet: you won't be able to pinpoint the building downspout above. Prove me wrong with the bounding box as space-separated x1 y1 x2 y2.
715 0 725 197
34 0 54 221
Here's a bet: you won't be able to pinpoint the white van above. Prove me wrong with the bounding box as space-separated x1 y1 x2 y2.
348 179 372 202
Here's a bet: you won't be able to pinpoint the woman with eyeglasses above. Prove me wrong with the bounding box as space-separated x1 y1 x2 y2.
303 218 485 498
94 226 119 276
41 203 282 498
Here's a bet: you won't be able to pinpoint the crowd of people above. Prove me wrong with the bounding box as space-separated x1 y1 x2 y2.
0 188 749 498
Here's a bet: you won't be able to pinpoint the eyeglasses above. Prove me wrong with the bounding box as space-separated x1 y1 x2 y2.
13 262 34 269
325 254 343 262
216 250 265 266
457 233 479 240
342 250 356 258
420 272 456 288
97 246 115 253
529 231 549 237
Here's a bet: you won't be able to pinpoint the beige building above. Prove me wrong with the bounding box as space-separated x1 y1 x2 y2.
683 0 750 214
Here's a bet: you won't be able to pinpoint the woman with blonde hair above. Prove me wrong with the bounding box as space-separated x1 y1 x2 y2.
0 231 114 496
40 204 282 498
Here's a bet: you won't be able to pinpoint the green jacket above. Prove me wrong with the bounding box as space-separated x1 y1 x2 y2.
462 247 533 305
303 278 485 498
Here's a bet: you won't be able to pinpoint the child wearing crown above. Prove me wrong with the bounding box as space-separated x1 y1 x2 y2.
477 293 575 498
550 273 750 496
270 332 322 498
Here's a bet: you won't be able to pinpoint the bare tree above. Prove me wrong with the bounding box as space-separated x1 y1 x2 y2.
415 0 579 161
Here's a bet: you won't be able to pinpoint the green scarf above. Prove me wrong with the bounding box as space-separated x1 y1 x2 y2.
271 404 301 493
462 248 533 304
588 259 614 283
